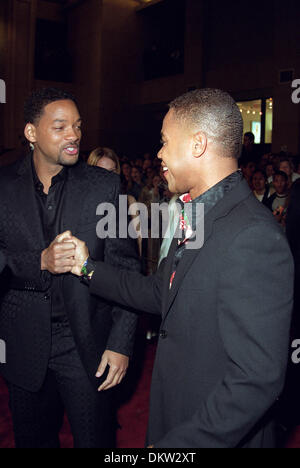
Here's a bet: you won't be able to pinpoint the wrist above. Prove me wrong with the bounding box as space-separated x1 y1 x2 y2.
80 257 90 276
80 257 96 285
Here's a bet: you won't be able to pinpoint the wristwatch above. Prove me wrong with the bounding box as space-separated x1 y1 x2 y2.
80 257 96 286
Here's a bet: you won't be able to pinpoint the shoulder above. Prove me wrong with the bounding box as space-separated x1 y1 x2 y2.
224 191 286 246
0 157 28 196
0 157 24 182
292 173 300 182
72 160 121 188
291 179 300 197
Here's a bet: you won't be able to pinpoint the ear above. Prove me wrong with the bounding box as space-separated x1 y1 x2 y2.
192 132 207 158
24 123 37 144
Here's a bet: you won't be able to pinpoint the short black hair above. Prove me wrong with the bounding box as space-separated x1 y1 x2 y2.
273 170 288 182
244 132 255 143
169 88 244 159
24 87 77 124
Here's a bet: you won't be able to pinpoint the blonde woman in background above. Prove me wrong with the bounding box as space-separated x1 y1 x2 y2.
88 147 121 174
88 147 142 256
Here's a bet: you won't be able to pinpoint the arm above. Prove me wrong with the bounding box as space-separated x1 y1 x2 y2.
286 181 300 257
3 248 51 292
1 234 76 292
90 259 164 317
154 223 294 448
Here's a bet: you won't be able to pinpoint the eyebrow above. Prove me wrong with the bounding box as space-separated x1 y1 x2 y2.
53 118 82 123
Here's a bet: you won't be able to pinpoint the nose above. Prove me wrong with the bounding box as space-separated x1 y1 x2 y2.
157 147 163 160
65 126 80 142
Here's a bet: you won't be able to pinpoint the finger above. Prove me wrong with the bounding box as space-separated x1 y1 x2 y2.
55 242 76 251
68 236 80 246
96 356 108 378
55 249 76 259
98 367 119 392
101 373 122 392
56 231 73 243
117 371 126 386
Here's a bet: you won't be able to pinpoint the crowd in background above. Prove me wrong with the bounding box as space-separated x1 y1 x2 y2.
86 147 173 275
240 132 300 230
85 133 300 275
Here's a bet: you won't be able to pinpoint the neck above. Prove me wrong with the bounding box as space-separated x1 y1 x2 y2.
33 151 63 194
189 160 238 200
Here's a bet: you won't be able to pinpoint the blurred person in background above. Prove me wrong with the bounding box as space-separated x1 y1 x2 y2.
266 171 290 228
241 160 256 189
279 158 300 189
266 162 275 180
135 158 144 169
252 170 270 204
130 166 144 200
87 147 120 174
240 132 261 165
143 159 152 173
88 149 142 257
121 162 134 194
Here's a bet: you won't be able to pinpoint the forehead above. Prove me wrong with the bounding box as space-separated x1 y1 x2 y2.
41 100 80 121
162 109 178 133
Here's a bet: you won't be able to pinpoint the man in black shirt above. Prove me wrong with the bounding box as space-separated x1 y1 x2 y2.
0 88 140 448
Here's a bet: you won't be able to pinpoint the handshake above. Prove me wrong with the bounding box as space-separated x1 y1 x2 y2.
41 231 90 277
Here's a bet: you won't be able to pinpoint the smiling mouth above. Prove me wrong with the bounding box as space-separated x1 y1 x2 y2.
63 146 79 156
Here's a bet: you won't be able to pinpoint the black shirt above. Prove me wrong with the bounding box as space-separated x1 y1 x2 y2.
32 157 68 322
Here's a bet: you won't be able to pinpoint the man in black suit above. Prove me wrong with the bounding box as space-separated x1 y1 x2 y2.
286 179 300 336
69 89 294 448
0 88 140 448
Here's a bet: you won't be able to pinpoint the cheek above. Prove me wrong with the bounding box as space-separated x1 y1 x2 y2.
38 129 61 148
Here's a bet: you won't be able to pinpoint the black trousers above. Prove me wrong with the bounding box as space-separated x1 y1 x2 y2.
7 321 115 448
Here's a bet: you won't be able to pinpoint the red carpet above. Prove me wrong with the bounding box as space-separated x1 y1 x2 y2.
1 340 300 448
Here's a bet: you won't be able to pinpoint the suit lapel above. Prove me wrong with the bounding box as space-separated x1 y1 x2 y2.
15 155 46 249
163 212 214 319
61 161 87 234
162 179 252 319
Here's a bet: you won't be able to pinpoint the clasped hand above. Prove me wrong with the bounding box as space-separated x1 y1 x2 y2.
41 230 89 276
41 231 129 391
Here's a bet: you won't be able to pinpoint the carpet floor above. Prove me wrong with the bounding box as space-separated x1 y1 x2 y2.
1 339 300 448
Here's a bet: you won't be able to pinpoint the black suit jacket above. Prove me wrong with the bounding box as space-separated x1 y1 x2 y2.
0 155 140 392
89 178 294 448
286 179 300 332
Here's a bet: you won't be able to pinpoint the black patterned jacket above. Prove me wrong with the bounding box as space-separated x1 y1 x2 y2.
0 155 140 392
